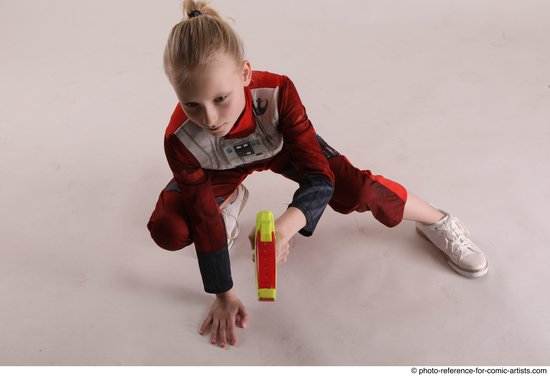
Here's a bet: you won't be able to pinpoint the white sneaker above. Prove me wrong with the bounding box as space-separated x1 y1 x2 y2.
221 185 249 250
416 210 488 278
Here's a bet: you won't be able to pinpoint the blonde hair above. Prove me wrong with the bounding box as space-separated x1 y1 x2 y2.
164 0 245 88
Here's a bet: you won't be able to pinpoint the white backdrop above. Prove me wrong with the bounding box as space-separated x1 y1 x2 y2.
1 0 549 365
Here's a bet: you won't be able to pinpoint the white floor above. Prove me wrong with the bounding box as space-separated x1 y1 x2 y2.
1 0 550 366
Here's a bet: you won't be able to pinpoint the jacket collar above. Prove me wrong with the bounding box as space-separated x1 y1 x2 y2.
224 87 255 139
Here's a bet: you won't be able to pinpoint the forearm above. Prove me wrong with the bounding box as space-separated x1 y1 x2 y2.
275 207 307 243
287 174 334 236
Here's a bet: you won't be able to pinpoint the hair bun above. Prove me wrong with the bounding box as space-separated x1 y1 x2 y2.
188 10 202 18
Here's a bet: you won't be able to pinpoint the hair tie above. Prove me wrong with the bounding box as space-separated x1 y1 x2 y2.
188 10 202 18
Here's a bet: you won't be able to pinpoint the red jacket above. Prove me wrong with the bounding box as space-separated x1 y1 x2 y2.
164 71 334 293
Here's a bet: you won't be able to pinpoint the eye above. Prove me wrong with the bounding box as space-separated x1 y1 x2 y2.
184 102 198 109
214 96 228 103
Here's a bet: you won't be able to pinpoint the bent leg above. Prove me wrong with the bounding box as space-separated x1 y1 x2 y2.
147 180 193 251
147 178 247 251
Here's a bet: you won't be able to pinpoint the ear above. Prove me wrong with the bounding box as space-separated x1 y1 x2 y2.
242 60 252 86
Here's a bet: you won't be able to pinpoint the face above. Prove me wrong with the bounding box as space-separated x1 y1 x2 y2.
174 53 252 137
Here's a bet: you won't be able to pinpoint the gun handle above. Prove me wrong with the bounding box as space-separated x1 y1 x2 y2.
255 211 276 302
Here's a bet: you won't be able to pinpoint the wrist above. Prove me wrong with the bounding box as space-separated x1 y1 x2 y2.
275 229 291 244
216 288 236 300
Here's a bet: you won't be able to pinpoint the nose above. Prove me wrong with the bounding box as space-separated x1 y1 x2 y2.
202 105 218 128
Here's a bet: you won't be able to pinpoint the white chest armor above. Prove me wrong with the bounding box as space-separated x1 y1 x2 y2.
174 87 283 170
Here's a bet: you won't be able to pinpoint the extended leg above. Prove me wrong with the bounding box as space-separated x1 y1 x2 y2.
402 192 445 225
320 147 488 278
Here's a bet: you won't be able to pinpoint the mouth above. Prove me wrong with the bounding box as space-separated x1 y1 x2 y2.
209 123 226 131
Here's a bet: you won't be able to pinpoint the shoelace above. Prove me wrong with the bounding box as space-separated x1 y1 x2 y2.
223 212 240 242
220 185 247 247
438 217 477 260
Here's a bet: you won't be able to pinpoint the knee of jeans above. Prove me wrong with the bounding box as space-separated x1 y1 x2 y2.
147 218 192 251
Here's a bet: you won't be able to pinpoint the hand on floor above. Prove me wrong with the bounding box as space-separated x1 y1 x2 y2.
199 290 248 348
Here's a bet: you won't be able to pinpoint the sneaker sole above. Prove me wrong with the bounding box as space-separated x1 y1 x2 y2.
416 227 489 278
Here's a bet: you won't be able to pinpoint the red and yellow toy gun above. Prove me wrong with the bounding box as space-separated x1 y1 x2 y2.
254 211 277 302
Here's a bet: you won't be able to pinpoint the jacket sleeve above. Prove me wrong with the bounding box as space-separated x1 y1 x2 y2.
278 76 335 236
164 110 232 294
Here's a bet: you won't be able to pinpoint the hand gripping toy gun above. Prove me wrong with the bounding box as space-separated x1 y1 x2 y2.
254 211 277 302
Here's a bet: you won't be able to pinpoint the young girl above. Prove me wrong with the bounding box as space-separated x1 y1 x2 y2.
147 0 488 348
